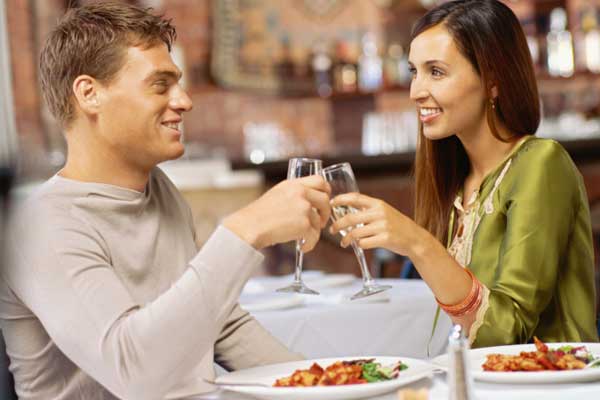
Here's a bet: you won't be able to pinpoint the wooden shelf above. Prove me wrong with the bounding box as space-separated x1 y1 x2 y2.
231 137 600 182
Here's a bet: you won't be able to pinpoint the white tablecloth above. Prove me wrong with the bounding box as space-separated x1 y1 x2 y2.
240 275 453 359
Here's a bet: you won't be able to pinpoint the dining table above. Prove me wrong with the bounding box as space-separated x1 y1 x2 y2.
237 273 453 360
188 272 600 399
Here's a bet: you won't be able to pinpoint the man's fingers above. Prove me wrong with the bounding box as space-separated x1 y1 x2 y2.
297 175 331 195
308 206 321 232
304 188 331 227
301 228 320 252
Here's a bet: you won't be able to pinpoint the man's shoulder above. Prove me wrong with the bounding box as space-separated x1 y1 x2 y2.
150 166 187 203
11 177 74 224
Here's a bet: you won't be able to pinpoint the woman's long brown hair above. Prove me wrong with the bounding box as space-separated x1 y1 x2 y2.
411 0 541 243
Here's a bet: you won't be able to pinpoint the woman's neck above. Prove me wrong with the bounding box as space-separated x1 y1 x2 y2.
458 123 519 182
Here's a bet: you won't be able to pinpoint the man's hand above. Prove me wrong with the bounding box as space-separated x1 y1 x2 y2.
223 175 331 251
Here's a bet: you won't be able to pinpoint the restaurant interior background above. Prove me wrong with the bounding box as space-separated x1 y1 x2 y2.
3 0 600 296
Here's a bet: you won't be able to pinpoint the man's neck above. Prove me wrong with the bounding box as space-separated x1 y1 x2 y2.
61 126 152 192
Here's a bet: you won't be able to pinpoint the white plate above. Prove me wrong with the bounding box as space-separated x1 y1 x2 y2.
215 356 434 400
239 293 304 312
433 342 600 384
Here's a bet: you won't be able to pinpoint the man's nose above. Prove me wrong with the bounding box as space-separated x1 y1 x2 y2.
170 86 193 112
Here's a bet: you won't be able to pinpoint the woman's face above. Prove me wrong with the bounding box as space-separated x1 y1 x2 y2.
408 24 490 141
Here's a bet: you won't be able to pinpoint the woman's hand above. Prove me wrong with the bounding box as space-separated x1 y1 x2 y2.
329 193 420 257
331 193 474 307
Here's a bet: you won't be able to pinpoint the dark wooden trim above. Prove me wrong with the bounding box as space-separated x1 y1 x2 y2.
231 138 600 181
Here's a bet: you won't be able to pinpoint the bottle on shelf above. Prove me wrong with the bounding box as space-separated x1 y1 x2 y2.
332 40 358 94
546 7 575 78
358 32 383 92
582 7 600 74
383 43 411 88
311 41 333 97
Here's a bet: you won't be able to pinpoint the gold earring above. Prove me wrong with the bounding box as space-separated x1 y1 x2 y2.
490 99 496 109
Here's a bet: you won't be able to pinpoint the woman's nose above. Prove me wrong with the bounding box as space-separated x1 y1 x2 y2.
409 76 428 103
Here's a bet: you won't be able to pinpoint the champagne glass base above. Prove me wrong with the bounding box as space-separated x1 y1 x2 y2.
350 283 392 300
276 282 320 295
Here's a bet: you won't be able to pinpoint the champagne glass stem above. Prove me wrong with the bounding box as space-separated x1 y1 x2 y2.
351 240 374 284
293 240 304 283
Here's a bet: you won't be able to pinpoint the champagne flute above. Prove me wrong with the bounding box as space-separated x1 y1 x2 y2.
276 157 322 295
322 162 392 300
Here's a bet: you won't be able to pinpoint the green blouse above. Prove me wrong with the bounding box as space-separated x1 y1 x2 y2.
450 136 598 347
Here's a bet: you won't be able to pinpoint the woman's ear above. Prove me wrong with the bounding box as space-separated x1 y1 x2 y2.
72 75 101 117
490 85 499 100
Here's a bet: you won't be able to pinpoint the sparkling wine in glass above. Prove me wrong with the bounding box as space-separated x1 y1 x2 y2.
276 157 322 295
322 162 392 299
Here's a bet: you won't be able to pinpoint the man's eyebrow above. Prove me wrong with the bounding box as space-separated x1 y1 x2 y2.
144 69 182 83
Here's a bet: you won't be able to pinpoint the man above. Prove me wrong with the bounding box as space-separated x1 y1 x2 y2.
0 2 331 399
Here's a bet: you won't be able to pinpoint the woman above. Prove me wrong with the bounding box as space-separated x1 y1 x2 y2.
331 0 598 347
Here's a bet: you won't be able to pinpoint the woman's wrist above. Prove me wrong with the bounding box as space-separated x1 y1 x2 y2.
405 225 440 263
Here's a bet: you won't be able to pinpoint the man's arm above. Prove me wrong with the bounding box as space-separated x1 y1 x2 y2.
214 304 303 371
7 219 259 400
7 175 329 399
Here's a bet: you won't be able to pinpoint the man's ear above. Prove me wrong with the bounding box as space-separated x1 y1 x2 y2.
72 75 101 116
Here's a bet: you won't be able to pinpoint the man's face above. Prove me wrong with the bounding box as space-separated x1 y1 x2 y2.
96 43 192 170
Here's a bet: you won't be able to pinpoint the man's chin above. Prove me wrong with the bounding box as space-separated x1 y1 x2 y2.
168 146 185 161
157 145 185 164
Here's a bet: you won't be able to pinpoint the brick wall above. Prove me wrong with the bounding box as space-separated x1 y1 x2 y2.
7 0 338 167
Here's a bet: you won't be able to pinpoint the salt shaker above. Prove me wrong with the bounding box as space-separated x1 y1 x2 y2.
447 324 475 400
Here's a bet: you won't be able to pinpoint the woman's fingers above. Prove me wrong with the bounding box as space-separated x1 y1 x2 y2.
353 234 387 250
338 222 383 248
330 192 376 209
330 209 379 234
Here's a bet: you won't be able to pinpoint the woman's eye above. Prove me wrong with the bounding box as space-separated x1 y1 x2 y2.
431 67 444 77
408 67 417 77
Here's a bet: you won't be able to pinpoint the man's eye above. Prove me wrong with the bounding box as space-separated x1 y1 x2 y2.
153 81 168 92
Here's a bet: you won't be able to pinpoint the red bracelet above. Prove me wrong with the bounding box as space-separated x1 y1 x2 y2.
436 268 483 317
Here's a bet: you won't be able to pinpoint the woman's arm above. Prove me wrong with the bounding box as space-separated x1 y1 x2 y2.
329 194 473 307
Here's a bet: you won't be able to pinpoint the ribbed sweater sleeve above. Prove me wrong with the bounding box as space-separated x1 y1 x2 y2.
7 218 261 400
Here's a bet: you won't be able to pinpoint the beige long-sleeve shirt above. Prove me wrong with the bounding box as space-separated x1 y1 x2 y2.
0 168 300 400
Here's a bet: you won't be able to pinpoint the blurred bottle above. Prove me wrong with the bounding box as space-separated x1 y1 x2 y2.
582 7 600 73
311 42 333 97
384 43 411 88
447 324 476 400
333 40 358 93
521 18 540 68
358 32 383 92
546 7 575 77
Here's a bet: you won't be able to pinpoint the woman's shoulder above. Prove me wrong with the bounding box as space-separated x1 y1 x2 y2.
502 137 584 201
511 137 578 177
515 137 570 161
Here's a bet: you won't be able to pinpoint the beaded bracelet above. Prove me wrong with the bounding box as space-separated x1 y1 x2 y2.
436 268 483 317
